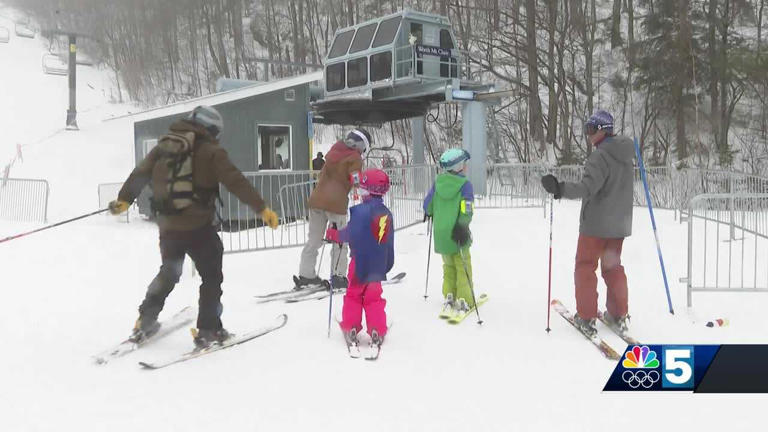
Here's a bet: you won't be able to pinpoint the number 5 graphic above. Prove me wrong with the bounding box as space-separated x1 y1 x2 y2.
663 346 694 389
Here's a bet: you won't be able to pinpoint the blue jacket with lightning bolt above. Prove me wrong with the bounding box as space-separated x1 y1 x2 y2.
337 196 394 283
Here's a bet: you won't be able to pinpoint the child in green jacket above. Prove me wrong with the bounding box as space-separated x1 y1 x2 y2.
423 149 475 317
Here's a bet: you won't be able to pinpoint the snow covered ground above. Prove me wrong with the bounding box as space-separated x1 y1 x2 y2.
2 5 768 432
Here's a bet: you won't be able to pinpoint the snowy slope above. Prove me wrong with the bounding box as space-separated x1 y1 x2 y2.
0 5 136 220
2 5 768 432
2 204 768 431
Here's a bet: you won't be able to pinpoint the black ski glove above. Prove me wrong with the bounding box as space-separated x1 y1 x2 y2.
541 174 563 200
452 223 471 247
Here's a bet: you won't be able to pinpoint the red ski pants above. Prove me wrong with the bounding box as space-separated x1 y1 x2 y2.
340 258 388 338
574 235 628 320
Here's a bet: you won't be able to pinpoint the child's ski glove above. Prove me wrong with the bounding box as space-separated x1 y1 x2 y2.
540 174 563 199
452 223 471 246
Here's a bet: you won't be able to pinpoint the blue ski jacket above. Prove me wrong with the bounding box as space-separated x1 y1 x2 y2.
338 196 394 283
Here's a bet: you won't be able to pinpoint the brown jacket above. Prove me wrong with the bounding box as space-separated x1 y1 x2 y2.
307 140 363 215
118 119 266 232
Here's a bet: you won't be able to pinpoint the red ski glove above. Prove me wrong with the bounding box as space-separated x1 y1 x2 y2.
325 227 341 244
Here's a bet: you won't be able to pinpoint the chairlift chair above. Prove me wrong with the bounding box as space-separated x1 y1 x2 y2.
41 53 68 76
14 22 35 38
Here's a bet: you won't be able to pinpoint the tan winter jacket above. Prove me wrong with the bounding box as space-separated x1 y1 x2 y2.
307 140 363 215
118 119 266 232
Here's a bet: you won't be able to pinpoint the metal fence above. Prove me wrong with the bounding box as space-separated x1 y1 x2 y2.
685 194 768 306
632 168 768 216
382 164 437 230
218 170 317 253
98 182 130 222
0 178 49 223
479 164 768 217
477 163 547 210
218 165 437 253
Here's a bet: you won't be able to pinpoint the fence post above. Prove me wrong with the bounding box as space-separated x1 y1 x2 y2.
687 198 694 308
729 175 735 240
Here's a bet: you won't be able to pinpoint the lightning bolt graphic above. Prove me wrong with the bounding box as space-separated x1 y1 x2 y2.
378 215 387 243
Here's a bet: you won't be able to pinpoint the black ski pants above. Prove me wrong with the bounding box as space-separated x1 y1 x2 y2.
139 224 224 330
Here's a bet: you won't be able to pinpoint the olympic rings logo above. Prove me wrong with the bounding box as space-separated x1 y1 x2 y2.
621 370 660 389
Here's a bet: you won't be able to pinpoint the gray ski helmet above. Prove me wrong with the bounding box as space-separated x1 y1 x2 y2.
345 128 372 153
188 105 223 139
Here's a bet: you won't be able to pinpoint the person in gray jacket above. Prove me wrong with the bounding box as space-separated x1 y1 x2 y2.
540 110 635 337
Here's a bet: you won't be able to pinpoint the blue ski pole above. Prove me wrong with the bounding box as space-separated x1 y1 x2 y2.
634 137 674 314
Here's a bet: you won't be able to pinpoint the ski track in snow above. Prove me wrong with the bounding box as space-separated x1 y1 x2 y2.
1 5 767 432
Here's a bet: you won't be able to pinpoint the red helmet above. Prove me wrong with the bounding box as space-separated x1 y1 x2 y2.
360 168 390 196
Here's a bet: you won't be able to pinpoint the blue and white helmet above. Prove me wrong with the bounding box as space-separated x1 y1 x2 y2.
345 128 372 153
439 148 470 172
188 105 224 139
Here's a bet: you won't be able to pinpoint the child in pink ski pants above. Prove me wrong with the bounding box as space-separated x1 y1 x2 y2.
324 169 394 341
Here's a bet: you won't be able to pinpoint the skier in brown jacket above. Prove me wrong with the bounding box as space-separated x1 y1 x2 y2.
294 129 370 289
109 105 279 348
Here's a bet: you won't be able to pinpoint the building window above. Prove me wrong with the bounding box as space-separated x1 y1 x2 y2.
439 29 455 49
372 16 401 48
410 23 424 75
370 52 392 82
257 125 291 170
349 22 377 53
326 63 345 92
347 57 368 88
439 29 457 78
328 29 355 59
143 138 157 157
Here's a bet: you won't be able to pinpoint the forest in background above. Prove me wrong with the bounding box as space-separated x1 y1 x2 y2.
6 0 768 172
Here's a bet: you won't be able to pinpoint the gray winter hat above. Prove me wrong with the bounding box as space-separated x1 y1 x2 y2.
188 105 224 139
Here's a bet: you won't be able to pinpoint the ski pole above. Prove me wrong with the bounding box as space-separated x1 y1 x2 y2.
546 196 554 333
316 239 327 278
423 214 433 300
634 136 674 315
327 223 343 338
0 208 109 244
458 248 483 325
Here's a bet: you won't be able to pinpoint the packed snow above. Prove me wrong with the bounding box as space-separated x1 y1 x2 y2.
2 5 768 432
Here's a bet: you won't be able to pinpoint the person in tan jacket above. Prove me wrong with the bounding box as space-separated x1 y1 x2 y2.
109 105 279 349
295 129 370 289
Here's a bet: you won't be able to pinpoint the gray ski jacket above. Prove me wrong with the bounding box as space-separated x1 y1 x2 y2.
561 135 635 238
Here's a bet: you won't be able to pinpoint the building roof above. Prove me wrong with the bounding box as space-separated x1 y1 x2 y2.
107 71 323 123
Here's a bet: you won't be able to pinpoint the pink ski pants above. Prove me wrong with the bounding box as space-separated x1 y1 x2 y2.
340 258 388 338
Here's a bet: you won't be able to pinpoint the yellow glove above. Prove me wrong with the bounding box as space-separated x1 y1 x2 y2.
108 200 130 215
260 208 279 229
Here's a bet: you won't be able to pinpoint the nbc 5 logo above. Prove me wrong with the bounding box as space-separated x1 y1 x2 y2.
662 346 694 389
